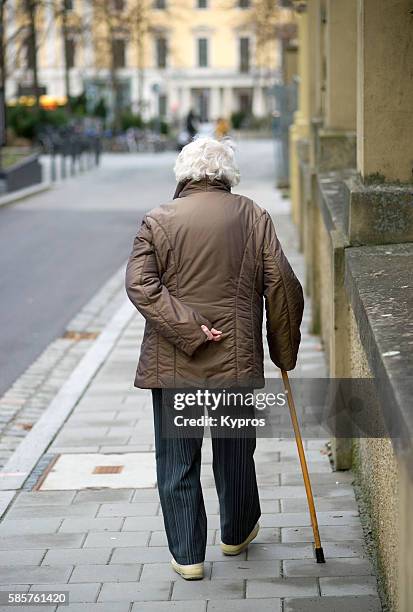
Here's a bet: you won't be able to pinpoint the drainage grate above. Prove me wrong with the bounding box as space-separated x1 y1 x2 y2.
62 330 100 341
16 422 33 431
93 465 124 475
27 453 59 491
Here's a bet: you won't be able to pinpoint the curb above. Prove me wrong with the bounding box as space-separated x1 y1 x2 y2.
0 181 52 208
0 298 135 516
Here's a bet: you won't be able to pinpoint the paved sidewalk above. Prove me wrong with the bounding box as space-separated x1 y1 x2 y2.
0 185 382 611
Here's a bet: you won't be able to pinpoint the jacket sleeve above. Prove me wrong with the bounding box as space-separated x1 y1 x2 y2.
262 211 304 371
125 215 212 357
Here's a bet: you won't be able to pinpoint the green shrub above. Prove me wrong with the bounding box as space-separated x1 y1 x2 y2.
147 117 169 135
93 98 107 120
70 92 87 116
7 105 69 139
120 111 144 131
249 114 272 130
230 110 247 129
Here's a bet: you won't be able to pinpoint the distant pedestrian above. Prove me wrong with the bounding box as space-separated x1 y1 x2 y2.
186 109 199 139
125 137 304 580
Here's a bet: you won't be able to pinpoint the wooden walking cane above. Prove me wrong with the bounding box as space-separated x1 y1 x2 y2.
281 369 326 563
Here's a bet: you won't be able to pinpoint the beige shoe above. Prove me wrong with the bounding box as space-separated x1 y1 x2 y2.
220 523 260 556
171 558 204 580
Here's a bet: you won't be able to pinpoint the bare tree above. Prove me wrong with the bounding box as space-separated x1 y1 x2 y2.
128 0 149 116
90 0 132 130
25 0 41 106
0 0 7 151
52 0 83 112
3 0 48 107
61 0 72 109
226 0 296 85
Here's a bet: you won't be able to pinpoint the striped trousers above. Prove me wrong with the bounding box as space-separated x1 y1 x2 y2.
152 388 261 565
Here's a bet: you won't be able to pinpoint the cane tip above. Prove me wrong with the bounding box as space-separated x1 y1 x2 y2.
315 547 326 563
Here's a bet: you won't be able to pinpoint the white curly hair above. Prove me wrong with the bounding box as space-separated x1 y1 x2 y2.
173 136 240 187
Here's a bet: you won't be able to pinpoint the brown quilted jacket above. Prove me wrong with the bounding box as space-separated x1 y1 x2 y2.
125 176 304 388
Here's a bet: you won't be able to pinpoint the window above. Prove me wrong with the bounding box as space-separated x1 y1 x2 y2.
113 0 124 9
197 0 208 7
64 0 73 10
239 37 249 72
158 93 167 117
154 0 166 8
239 91 252 115
156 37 167 68
198 38 208 67
113 39 126 68
65 37 76 69
238 0 250 7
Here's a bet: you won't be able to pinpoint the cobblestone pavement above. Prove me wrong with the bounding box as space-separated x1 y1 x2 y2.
0 266 126 470
0 143 382 611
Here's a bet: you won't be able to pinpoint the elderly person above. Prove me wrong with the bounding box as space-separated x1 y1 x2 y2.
125 137 304 580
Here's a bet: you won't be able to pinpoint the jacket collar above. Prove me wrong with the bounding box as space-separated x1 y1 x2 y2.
173 176 232 199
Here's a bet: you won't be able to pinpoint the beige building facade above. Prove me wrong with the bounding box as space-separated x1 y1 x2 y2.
4 0 292 123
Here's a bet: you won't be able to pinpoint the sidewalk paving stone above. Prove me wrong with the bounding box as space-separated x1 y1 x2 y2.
211 560 281 579
207 600 281 612
172 579 244 600
121 516 168 531
57 604 130 612
319 575 379 596
82 531 149 548
0 566 72 584
0 550 46 566
280 497 357 512
97 501 159 517
73 490 135 504
281 525 363 542
283 595 382 611
28 583 100 603
12 491 76 507
58 517 123 533
69 563 141 583
42 548 112 566
258 511 359 528
131 602 206 612
98 580 171 602
0 533 86 550
247 540 365 560
0 518 62 538
250 527 281 544
0 605 55 612
0 585 30 592
110 546 175 564
7 503 100 519
246 577 318 598
283 557 373 577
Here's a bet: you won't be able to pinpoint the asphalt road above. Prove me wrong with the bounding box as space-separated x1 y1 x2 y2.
0 139 277 395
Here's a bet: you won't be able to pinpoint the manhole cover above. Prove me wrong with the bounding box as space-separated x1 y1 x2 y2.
38 453 156 490
93 465 124 475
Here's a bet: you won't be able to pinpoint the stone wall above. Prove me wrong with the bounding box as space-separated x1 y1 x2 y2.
349 306 400 611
